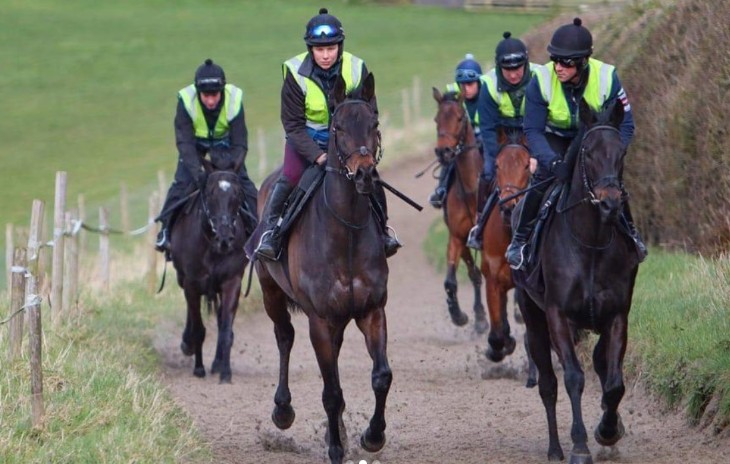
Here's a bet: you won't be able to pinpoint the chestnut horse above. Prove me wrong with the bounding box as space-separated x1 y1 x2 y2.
479 131 531 364
253 74 391 464
432 88 487 333
513 99 639 463
170 155 248 383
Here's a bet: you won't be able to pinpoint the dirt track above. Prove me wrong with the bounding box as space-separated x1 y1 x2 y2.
155 154 729 464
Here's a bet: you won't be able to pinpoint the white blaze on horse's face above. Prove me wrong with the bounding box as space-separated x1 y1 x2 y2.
218 180 231 192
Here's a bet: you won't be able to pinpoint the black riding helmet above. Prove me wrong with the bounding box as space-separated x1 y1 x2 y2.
495 31 528 70
194 58 226 93
304 8 345 46
547 17 593 59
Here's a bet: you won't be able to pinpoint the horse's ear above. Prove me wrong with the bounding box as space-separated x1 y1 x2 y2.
578 98 596 128
360 72 375 103
333 74 347 105
432 86 443 103
201 156 214 174
609 98 625 128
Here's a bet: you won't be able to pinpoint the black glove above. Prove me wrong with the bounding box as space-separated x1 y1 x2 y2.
550 159 571 183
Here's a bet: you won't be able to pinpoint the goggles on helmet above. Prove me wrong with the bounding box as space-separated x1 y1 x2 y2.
196 77 224 93
308 24 340 40
550 55 578 68
455 68 480 82
499 52 527 69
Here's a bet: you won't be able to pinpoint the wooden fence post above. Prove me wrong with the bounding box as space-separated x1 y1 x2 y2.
157 170 167 206
146 193 159 294
5 223 12 293
62 210 79 316
51 171 67 325
26 199 45 428
8 247 26 362
401 88 412 131
120 182 130 234
99 207 110 292
77 194 87 253
412 75 422 121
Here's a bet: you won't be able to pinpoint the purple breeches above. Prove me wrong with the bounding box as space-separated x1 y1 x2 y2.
281 141 310 185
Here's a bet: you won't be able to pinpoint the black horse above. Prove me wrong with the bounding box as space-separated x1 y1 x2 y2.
170 154 249 383
514 99 639 463
252 74 391 464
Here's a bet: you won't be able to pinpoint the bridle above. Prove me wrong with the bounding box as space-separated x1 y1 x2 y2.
327 99 382 180
199 171 243 238
434 100 475 162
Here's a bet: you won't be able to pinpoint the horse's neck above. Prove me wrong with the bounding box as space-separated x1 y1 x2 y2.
560 180 613 246
455 126 481 191
322 170 371 221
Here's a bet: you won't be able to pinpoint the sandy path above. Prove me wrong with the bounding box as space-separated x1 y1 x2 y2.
155 154 728 464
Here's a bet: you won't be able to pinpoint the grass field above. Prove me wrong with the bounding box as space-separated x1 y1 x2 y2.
0 0 544 229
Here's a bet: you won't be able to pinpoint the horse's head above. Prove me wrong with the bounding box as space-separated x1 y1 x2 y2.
432 87 468 164
577 98 627 224
200 153 246 253
329 72 380 195
495 132 531 222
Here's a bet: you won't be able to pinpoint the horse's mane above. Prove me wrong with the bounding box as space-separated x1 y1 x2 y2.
442 91 460 102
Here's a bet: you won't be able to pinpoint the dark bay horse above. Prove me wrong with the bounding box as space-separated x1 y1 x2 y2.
432 88 487 333
514 99 639 463
254 74 391 464
479 131 531 363
170 155 248 383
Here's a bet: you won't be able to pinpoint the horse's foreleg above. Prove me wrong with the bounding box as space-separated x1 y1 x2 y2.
182 285 206 378
520 292 563 461
309 315 348 464
546 305 591 463
484 278 515 362
593 313 628 447
356 307 392 453
461 248 486 333
211 279 241 384
261 276 296 430
445 236 468 326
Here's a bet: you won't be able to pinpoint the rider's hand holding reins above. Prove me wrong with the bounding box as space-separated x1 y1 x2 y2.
316 153 327 165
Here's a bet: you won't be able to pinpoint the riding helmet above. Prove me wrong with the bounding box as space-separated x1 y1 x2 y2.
495 32 528 70
547 17 593 59
454 54 482 83
304 8 345 46
194 58 226 93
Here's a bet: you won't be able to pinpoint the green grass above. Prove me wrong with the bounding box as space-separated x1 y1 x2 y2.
423 231 730 426
0 281 212 463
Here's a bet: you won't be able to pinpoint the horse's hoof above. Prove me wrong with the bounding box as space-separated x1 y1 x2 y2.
272 404 295 430
450 310 469 327
569 451 593 464
360 427 386 453
548 445 564 461
219 372 232 384
525 377 537 388
595 415 625 446
180 341 194 357
486 346 506 363
193 366 206 378
474 317 489 334
505 336 517 356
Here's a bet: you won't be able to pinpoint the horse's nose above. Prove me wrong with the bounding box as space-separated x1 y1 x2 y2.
599 195 621 220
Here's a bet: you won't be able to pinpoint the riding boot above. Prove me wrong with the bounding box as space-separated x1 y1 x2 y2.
466 175 494 250
621 201 648 263
372 183 402 258
156 184 187 260
505 186 543 270
255 178 294 261
429 163 449 208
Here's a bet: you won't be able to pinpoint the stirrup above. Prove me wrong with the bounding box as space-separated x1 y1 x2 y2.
155 229 169 252
384 226 402 258
466 225 481 250
254 229 280 261
429 188 445 208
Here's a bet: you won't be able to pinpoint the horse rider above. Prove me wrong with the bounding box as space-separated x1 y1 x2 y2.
466 32 541 249
255 8 401 261
505 18 648 270
155 58 258 256
429 53 483 208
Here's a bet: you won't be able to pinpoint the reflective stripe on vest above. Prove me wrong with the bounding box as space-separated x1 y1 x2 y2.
283 51 363 131
482 63 542 120
444 82 480 127
178 84 243 140
534 58 614 132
